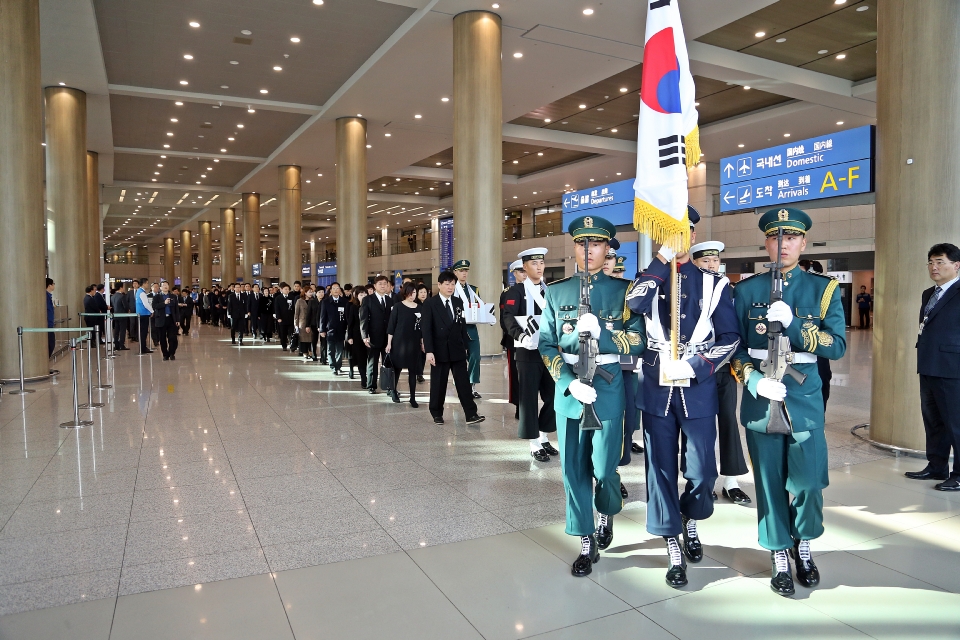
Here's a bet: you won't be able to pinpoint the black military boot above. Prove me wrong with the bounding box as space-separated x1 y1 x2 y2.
572 535 599 577
791 539 820 588
664 536 688 588
596 514 613 550
681 515 703 563
770 549 796 596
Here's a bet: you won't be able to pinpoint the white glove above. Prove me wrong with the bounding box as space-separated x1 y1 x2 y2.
766 300 793 327
756 378 787 402
661 358 695 381
658 244 677 262
520 335 535 350
568 379 598 404
575 313 601 339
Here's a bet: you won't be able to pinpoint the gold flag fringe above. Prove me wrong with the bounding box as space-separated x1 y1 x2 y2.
633 198 690 253
685 125 701 169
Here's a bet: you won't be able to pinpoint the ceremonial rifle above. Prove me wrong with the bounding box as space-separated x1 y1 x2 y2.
572 235 615 431
759 227 807 435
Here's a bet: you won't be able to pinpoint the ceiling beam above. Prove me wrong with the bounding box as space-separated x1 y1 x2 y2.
114 147 266 163
108 85 321 115
502 124 637 157
112 180 234 193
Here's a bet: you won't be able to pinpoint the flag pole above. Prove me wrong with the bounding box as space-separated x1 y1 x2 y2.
670 256 680 361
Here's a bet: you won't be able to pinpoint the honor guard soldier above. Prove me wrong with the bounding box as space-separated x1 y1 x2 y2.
539 215 645 577
689 242 752 506
729 207 846 597
452 260 483 398
626 206 741 588
502 249 558 461
500 260 526 419
612 256 627 277
613 254 642 500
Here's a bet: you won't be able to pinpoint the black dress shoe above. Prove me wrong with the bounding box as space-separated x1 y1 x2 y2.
596 515 613 550
465 414 485 425
349 371 354 379
905 466 949 481
935 477 960 491
572 535 599 577
231 341 237 345
723 487 752 506
417 375 425 383
472 391 482 399
541 441 559 456
391 391 401 403
770 551 796 596
531 449 550 462
170 355 176 360
620 483 628 499
664 536 688 588
409 398 419 408
791 540 820 588
163 356 169 361
368 388 378 394
631 442 644 454
433 416 444 425
681 516 703 563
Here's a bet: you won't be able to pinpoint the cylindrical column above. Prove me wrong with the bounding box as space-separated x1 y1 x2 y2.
125 249 133 263
198 220 212 289
242 193 260 284
453 11 503 355
86 151 100 286
336 117 367 287
163 238 175 285
279 165 302 285
0 0 47 379
871 1 960 451
220 208 236 284
45 87 88 332
180 229 192 290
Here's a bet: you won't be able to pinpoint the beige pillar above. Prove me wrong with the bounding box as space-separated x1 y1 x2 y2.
1 0 47 378
125 250 132 263
198 220 212 289
163 238 175 285
872 0 960 450
86 151 100 285
180 229 192 289
279 165 301 285
220 208 236 284
242 193 260 283
336 117 367 287
45 87 88 329
453 11 503 355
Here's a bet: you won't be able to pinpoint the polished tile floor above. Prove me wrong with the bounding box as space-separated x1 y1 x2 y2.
0 326 958 639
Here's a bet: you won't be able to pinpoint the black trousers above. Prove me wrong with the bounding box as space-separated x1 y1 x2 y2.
394 366 417 398
113 318 127 348
367 346 386 389
327 336 344 371
858 308 870 329
428 358 478 419
249 316 261 338
716 366 748 476
516 356 556 439
920 374 960 476
180 311 191 334
277 321 293 349
157 321 178 358
351 342 368 387
230 316 246 342
138 316 151 353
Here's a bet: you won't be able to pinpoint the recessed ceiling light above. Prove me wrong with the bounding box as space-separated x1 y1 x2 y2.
414 114 422 119
179 80 188 85
213 159 219 162
738 144 744 148
58 82 65 86
240 29 252 35
492 3 499 8
513 52 523 58
776 37 787 43
366 144 371 148
619 87 628 93
583 8 594 15
694 102 699 106
544 118 552 123
189 21 200 28
755 31 766 37
818 49 829 55
290 37 300 43
160 155 166 158
174 102 183 106
166 132 174 136
611 128 618 133
221 148 227 152
247 108 255 113
783 133 791 137
227 137 235 141
512 160 519 164
743 86 751 90
230 61 239 65
579 104 587 109
313 0 323 4
834 0 846 4
856 5 869 11
183 54 193 60
236 124 244 129
835 53 846 59
589 178 594 181
259 89 268 94
384 133 391 137
273 66 282 71
836 121 844 125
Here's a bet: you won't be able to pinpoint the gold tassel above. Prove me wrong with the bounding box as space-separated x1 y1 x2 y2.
633 198 690 253
685 125 701 169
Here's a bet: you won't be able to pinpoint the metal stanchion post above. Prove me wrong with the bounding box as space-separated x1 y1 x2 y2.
93 325 111 390
78 335 103 409
61 338 93 429
9 327 35 395
105 313 115 359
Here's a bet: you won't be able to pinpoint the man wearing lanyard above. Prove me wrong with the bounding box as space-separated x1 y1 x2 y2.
452 260 483 399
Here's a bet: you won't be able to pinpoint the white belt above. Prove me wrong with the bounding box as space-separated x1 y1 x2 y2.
748 348 817 364
562 353 620 366
647 338 712 356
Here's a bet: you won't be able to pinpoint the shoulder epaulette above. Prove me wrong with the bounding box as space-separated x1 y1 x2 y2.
807 271 834 281
547 276 574 286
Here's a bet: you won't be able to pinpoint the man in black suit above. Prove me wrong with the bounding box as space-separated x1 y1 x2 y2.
906 243 960 491
151 281 180 360
421 271 484 425
111 283 129 350
360 275 394 393
247 284 263 340
227 283 248 345
274 283 295 350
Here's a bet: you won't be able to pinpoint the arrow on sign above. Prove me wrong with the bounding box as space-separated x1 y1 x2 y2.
723 163 734 178
723 191 735 204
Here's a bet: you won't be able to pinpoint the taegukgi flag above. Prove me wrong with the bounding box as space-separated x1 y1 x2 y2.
633 0 700 252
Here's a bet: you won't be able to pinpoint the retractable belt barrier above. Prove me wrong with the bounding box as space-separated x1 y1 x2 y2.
15 327 96 428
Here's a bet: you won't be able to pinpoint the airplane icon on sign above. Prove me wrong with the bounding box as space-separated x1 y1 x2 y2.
737 157 752 177
737 185 752 205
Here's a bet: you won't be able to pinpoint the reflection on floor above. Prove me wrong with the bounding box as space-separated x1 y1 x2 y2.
0 326 958 639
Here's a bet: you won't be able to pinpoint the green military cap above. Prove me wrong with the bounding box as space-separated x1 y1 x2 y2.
567 215 616 241
452 259 470 271
613 256 626 273
759 207 813 237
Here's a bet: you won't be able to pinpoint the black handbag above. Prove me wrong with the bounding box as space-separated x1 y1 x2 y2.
380 354 395 391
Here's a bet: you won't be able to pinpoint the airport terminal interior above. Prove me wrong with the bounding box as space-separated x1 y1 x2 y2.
0 0 959 638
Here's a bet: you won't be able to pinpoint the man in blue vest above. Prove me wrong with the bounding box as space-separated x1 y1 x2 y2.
134 278 154 355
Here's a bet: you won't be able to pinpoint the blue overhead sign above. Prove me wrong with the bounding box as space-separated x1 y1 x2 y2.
562 179 635 230
315 262 337 278
720 125 874 212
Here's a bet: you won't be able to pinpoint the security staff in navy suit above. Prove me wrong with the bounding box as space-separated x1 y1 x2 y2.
905 243 960 491
625 206 741 588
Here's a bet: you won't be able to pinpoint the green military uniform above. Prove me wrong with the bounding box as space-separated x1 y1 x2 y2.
453 259 482 385
730 208 846 552
539 217 645 537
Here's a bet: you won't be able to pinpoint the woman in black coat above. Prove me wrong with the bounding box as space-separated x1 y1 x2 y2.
415 284 429 383
345 289 368 386
385 282 424 407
